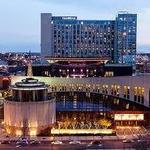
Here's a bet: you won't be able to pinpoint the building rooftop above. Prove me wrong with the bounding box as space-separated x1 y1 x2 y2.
14 78 46 88
105 64 132 67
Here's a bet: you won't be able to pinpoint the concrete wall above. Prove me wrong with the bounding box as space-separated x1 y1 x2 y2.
41 13 52 57
4 99 56 135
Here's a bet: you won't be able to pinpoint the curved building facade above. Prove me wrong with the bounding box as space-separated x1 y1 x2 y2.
4 78 56 136
11 76 150 108
10 76 150 135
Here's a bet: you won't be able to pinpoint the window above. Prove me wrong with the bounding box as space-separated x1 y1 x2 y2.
124 86 130 99
134 87 144 104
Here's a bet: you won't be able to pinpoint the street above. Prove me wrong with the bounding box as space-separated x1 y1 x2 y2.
0 139 148 150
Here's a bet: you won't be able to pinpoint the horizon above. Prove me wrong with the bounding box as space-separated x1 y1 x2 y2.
0 0 150 53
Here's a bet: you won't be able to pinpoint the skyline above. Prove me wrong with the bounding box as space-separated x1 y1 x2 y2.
0 0 150 53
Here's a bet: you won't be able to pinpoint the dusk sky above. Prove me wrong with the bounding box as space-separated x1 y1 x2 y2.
0 0 150 53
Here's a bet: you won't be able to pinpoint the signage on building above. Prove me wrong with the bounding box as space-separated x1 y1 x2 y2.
114 114 144 121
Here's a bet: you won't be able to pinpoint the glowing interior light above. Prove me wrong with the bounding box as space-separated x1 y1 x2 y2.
16 130 22 136
114 114 144 121
30 129 37 136
123 32 127 36
51 129 113 135
6 128 11 134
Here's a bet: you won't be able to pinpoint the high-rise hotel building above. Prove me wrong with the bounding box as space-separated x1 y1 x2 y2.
41 12 137 64
115 13 137 64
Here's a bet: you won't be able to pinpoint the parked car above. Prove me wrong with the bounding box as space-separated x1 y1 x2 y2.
1 140 10 144
87 141 103 147
69 141 81 144
16 145 22 148
16 140 28 146
30 140 41 145
51 141 63 145
123 139 134 143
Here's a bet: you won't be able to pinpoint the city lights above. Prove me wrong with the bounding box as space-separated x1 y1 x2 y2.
0 1 149 149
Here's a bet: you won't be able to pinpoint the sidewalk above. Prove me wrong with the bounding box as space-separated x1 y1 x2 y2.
0 135 121 142
0 135 139 142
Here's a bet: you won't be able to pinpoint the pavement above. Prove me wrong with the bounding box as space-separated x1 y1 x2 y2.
0 135 122 142
0 140 142 150
0 126 149 149
0 134 149 149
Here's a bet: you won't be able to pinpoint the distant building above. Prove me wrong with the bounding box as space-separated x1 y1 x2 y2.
136 53 150 73
29 59 133 78
0 71 10 90
41 12 137 64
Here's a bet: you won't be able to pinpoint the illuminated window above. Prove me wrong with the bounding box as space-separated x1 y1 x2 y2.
105 71 114 77
102 85 108 94
134 87 144 104
30 129 37 136
111 85 120 96
124 86 130 99
126 103 129 109
114 114 144 121
16 130 22 136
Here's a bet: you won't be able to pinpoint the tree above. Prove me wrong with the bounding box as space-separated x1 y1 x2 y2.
98 119 111 128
